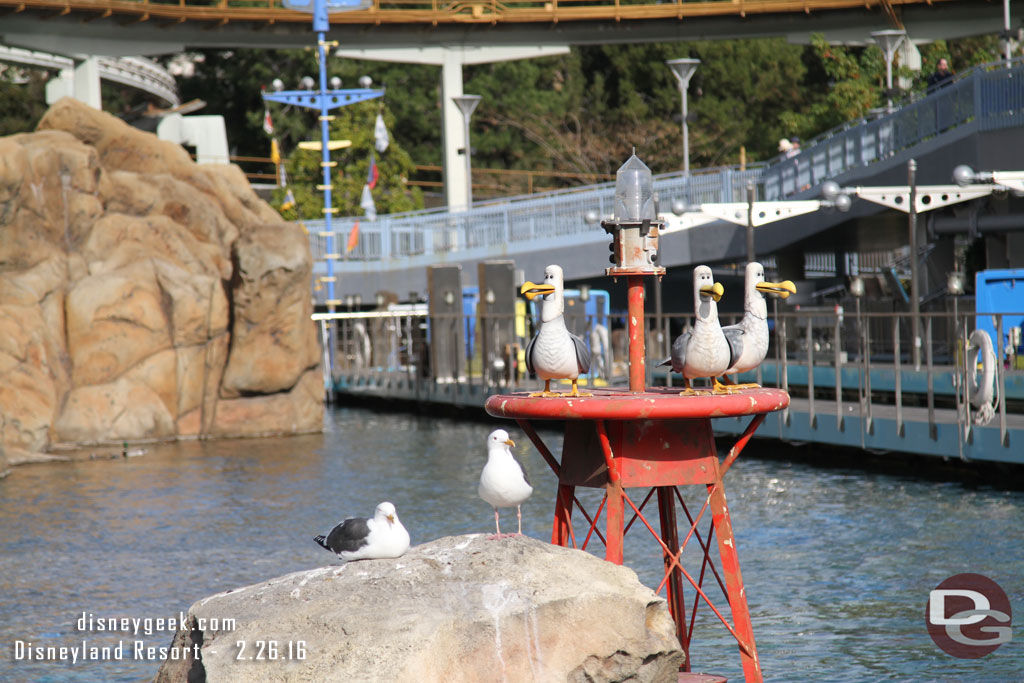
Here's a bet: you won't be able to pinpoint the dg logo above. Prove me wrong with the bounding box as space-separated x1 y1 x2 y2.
926 573 1012 658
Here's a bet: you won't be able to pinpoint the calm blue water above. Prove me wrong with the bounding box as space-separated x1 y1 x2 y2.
1 406 1022 682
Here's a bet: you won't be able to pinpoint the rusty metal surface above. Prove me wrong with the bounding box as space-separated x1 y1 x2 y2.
485 386 790 421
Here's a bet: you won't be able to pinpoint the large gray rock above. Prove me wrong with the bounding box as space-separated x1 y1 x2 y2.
155 535 684 683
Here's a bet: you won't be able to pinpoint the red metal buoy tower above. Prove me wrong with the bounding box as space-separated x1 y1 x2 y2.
485 155 788 682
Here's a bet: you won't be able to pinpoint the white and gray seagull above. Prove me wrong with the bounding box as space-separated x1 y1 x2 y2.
719 262 796 389
314 501 410 562
521 264 592 397
659 265 733 394
478 429 533 539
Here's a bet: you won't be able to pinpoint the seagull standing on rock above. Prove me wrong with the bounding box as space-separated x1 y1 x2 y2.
478 429 533 539
660 265 733 394
314 501 410 561
719 262 796 389
521 264 591 398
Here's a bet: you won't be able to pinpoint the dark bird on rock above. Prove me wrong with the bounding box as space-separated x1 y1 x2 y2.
314 501 410 561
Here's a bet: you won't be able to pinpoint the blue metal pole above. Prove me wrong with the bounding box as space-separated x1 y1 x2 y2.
318 30 335 308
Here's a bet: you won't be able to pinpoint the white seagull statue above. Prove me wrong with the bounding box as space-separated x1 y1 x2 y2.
314 501 410 562
521 264 592 397
719 262 796 389
660 265 733 394
478 429 533 539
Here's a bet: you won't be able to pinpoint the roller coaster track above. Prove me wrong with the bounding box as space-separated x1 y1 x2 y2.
0 0 961 29
0 45 178 105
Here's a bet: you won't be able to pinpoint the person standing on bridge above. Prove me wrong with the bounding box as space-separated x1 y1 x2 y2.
926 58 954 93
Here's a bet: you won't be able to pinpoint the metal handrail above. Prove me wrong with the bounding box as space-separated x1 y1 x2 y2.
319 307 1022 458
305 59 1024 286
0 0 957 26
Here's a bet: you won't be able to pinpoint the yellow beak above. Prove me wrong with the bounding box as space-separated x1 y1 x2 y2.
756 280 797 299
520 281 555 301
386 514 395 525
700 282 725 303
504 438 515 447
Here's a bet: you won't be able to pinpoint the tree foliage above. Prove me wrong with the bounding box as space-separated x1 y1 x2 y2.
0 32 1012 208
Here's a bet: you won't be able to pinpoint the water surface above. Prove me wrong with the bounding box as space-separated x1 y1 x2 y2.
1 406 1021 681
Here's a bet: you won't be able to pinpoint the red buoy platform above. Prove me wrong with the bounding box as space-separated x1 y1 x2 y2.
485 385 789 682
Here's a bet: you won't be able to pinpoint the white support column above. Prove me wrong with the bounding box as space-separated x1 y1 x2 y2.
441 52 468 210
73 56 102 109
335 45 569 211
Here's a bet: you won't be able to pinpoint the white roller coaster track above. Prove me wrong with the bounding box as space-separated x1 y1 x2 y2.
0 45 178 107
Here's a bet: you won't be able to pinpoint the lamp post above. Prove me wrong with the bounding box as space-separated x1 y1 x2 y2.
871 29 907 112
452 94 482 209
665 58 701 175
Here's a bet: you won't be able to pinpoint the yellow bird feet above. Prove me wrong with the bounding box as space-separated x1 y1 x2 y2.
565 381 592 398
712 378 747 394
528 391 564 398
718 375 761 391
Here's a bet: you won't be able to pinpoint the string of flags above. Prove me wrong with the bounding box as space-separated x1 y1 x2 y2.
374 113 389 153
263 91 394 245
360 150 378 221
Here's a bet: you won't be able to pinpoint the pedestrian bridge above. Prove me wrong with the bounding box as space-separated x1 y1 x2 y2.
0 0 995 52
306 58 1024 304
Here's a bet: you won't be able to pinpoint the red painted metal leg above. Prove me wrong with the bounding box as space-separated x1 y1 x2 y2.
605 481 625 564
708 480 762 683
627 275 646 393
552 483 575 547
657 486 689 664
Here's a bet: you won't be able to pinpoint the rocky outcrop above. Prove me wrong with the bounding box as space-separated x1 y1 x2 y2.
154 535 685 683
0 98 321 457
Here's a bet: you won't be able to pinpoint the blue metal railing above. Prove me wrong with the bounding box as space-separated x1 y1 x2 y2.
305 59 1024 290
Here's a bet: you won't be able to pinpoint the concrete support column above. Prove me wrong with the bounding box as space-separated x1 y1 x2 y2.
45 56 102 109
334 45 569 211
73 56 102 109
441 53 468 210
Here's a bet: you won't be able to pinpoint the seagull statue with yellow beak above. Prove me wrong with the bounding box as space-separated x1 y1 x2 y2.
520 264 591 397
719 261 796 389
660 265 733 394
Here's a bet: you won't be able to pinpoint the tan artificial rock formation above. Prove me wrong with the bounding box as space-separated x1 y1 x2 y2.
0 97 321 458
155 534 685 683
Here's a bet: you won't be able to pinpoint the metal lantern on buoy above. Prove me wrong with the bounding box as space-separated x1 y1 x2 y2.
601 154 666 276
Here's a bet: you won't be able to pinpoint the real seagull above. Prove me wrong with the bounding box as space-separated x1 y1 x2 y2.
314 501 410 561
719 262 796 389
478 429 533 539
659 265 733 394
521 264 592 397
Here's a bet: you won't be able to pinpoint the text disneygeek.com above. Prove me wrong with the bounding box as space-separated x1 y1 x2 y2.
10 611 234 664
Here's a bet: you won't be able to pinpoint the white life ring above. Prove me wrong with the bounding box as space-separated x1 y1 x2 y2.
967 328 996 425
352 322 372 368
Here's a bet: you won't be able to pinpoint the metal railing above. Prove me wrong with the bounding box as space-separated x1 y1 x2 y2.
762 58 1024 198
0 0 955 26
305 59 1024 280
319 306 1023 458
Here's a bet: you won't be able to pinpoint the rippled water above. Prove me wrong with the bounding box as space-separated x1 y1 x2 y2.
1 406 1022 682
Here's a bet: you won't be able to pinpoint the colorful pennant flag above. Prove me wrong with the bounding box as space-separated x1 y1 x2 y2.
270 138 281 166
366 151 378 190
262 107 274 136
280 189 296 212
360 184 377 221
346 221 360 253
374 113 389 153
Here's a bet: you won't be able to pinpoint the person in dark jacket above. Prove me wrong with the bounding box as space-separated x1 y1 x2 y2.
926 58 954 93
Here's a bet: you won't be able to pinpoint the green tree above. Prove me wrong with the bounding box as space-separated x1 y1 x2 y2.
0 68 49 136
274 101 421 220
